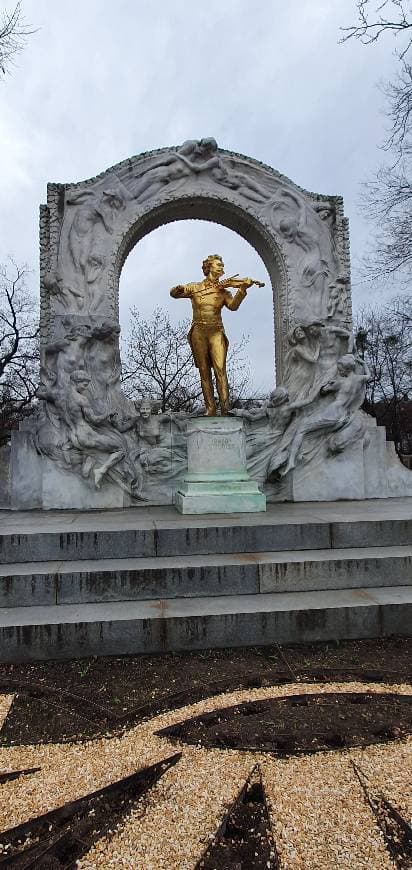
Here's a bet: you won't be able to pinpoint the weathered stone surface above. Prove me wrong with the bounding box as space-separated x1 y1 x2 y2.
2 499 412 563
0 446 10 509
291 441 366 502
0 587 410 662
0 500 411 660
0 545 411 608
363 421 389 499
10 432 42 510
42 456 126 510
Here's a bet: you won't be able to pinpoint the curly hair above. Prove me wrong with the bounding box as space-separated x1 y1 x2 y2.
202 254 223 276
337 354 356 371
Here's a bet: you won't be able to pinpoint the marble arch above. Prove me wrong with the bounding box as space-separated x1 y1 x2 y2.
39 140 351 378
10 138 410 511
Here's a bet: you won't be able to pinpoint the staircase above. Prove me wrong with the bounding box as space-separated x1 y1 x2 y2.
0 499 411 661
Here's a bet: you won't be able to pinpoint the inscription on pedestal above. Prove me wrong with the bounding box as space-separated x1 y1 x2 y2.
212 437 234 450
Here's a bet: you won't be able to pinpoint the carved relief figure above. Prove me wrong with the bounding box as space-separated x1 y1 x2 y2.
170 254 264 416
175 140 271 204
43 271 84 310
35 317 147 496
38 370 142 492
130 139 220 203
327 276 349 320
231 387 297 482
66 188 126 309
86 321 122 409
283 322 323 404
42 323 93 392
112 398 189 482
131 139 271 206
314 200 337 229
61 370 127 489
278 354 370 477
131 156 191 203
130 139 210 202
317 323 355 384
270 189 334 317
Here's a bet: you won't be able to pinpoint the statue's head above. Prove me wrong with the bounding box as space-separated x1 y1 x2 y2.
139 399 153 419
202 254 224 279
337 354 356 376
289 324 306 345
65 323 92 340
93 320 121 340
279 216 298 241
306 321 323 338
70 369 91 392
102 190 125 211
199 137 218 154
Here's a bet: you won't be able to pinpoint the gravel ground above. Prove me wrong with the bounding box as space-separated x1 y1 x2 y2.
0 681 410 868
0 696 13 732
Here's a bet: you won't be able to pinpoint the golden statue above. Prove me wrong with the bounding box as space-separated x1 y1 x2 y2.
170 254 264 416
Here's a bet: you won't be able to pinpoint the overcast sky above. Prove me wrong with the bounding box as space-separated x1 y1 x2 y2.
0 0 406 391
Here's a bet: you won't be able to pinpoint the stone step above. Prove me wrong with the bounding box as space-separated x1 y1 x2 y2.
0 585 410 661
0 545 411 607
1 500 412 564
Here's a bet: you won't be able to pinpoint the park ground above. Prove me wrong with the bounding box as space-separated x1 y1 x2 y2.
0 637 410 868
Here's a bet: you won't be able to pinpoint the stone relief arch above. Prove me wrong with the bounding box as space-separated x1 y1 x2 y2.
40 140 351 364
14 137 410 511
113 197 287 378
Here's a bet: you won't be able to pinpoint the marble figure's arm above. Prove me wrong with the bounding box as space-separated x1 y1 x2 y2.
355 356 371 380
320 379 339 396
66 189 95 205
295 344 320 363
229 407 262 420
83 407 111 426
175 153 220 173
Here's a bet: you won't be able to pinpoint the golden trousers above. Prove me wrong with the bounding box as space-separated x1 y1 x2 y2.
189 322 230 412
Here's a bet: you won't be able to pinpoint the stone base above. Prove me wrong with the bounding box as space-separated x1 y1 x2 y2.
6 412 412 511
10 432 128 511
1 499 411 660
292 441 366 501
175 479 266 514
175 416 266 514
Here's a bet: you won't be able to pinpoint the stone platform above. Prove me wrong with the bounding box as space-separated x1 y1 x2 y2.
0 498 411 661
175 417 266 514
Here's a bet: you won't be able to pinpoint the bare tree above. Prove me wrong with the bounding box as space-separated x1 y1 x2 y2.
0 2 35 75
341 3 412 281
355 294 412 452
121 306 252 412
0 261 39 445
341 2 412 54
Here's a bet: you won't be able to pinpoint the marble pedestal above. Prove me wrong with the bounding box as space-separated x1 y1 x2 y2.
175 417 266 514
